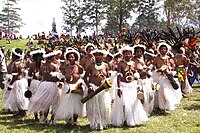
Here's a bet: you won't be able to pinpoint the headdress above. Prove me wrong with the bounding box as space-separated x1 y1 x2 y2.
85 43 95 52
119 45 133 55
157 41 171 54
53 49 62 55
64 48 80 61
132 44 146 54
43 50 56 58
91 49 107 57
106 51 114 58
12 48 24 59
160 27 200 51
144 49 156 57
30 48 45 56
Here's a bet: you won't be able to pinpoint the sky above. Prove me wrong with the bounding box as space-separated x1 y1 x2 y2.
0 0 136 38
0 0 164 38
0 0 64 38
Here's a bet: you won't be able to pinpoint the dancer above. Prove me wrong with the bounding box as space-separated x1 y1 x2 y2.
27 48 45 121
28 50 60 125
55 48 85 126
174 48 192 94
132 45 154 116
111 45 148 127
83 49 111 130
152 42 182 113
6 48 29 118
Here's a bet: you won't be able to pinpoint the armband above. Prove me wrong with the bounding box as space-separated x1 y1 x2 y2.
27 76 33 79
65 85 71 94
147 70 152 76
50 72 64 79
8 84 13 89
117 73 123 77
12 73 18 76
134 72 140 79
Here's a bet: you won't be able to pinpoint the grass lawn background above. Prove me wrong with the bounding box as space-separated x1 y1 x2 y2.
0 39 199 133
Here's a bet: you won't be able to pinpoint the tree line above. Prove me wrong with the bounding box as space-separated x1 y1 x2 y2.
0 0 199 35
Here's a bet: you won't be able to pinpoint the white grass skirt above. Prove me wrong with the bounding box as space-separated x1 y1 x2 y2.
138 78 154 116
111 81 148 127
29 79 41 95
6 78 29 111
152 71 182 110
86 83 111 130
2 74 12 110
28 81 59 113
55 79 86 121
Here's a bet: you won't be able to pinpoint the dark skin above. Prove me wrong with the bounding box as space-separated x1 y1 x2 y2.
144 54 154 67
80 47 95 70
28 58 43 87
39 56 59 82
83 52 109 93
38 55 60 124
9 54 26 86
61 53 84 124
27 56 43 121
153 46 174 73
132 48 149 79
173 51 190 90
8 53 27 117
61 53 84 94
66 53 83 83
53 53 62 67
112 55 122 71
173 53 189 70
117 50 135 97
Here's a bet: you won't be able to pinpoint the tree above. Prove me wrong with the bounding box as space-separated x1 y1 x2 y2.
132 0 160 30
81 0 107 35
190 0 200 28
61 0 77 35
61 0 89 35
52 18 57 33
0 0 23 34
104 0 137 34
164 0 198 28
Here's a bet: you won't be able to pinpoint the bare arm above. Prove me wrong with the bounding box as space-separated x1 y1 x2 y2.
117 62 122 88
27 62 34 87
83 64 92 87
76 62 84 74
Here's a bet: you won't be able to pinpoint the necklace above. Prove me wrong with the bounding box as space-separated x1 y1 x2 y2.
95 62 105 70
160 54 168 60
67 63 76 82
68 64 76 68
160 55 169 66
123 59 134 66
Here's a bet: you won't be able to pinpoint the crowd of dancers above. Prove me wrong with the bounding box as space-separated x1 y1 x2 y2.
0 28 199 131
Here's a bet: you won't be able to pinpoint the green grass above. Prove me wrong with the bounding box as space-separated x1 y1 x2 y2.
0 39 200 132
0 39 41 50
0 86 200 133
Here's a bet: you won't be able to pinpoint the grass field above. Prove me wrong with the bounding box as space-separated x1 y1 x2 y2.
0 39 200 133
0 86 200 133
0 39 41 50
